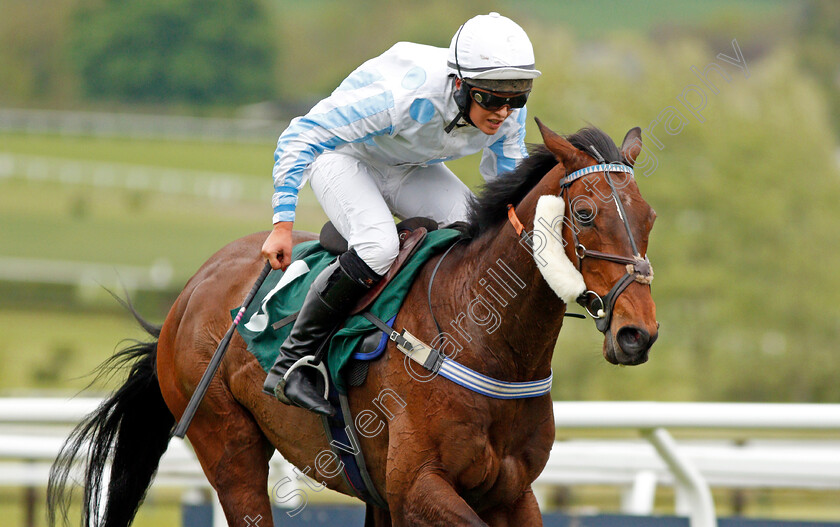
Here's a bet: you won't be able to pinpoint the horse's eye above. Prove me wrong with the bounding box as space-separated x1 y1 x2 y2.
575 208 594 226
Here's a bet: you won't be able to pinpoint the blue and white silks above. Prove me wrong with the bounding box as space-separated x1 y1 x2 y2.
271 42 529 223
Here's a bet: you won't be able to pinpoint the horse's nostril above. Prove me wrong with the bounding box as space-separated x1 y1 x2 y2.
616 326 650 353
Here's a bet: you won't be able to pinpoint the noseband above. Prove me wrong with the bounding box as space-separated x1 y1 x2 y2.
558 160 654 333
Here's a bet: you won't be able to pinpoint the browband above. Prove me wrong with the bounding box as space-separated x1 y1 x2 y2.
559 163 634 187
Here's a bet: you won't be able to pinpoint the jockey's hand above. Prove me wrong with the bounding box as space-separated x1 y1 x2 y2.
262 222 294 271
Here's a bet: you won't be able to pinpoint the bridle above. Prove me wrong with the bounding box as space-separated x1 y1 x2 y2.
557 158 654 333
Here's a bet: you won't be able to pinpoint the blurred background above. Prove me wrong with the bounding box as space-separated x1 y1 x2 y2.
0 0 838 524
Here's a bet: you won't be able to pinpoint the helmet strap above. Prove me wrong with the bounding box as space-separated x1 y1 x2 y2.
445 23 476 133
446 79 475 133
446 79 478 132
444 109 466 134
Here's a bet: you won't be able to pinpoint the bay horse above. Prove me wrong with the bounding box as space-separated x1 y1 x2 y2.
48 119 657 526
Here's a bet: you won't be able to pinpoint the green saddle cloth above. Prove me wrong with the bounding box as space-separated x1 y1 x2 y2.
232 228 462 394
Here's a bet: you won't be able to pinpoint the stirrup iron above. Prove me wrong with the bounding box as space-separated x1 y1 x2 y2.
281 355 330 401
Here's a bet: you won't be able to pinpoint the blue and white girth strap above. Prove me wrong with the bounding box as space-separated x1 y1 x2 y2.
362 313 552 399
438 359 553 399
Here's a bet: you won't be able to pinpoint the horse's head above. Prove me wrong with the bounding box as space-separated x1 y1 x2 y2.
532 119 658 365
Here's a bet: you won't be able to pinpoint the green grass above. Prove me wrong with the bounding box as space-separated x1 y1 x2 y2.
0 133 271 175
0 308 147 394
0 131 286 283
0 178 269 274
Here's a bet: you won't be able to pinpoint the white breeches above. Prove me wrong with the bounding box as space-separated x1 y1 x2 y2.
308 151 473 275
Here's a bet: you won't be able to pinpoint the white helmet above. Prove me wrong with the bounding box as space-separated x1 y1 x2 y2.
447 12 541 81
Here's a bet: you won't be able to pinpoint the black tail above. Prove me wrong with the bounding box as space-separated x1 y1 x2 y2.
47 305 175 527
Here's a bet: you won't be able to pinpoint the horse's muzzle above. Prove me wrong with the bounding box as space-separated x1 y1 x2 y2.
605 325 657 365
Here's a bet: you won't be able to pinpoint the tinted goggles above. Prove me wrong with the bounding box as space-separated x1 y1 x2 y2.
468 85 530 111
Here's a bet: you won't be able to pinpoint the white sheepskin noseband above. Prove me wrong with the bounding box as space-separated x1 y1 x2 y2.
532 195 586 304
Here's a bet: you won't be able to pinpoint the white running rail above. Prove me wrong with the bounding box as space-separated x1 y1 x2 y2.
1 398 839 527
550 401 840 527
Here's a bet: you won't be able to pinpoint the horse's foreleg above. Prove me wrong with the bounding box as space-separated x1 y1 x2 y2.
479 486 543 527
187 404 275 527
390 471 488 527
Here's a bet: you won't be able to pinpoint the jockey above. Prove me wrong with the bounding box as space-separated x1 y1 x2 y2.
261 12 541 415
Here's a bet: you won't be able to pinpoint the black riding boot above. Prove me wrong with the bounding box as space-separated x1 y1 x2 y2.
262 250 380 416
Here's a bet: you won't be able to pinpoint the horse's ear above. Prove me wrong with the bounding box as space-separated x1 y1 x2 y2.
535 117 586 165
620 127 643 167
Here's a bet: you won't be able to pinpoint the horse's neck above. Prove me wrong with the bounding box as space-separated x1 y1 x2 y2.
448 226 567 381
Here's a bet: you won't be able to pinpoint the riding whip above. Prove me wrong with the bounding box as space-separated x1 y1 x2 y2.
173 260 273 438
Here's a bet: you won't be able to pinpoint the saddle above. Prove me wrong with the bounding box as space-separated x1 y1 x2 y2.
309 217 437 389
319 217 439 315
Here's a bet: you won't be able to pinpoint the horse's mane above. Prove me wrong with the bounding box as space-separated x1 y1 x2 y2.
458 126 622 239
